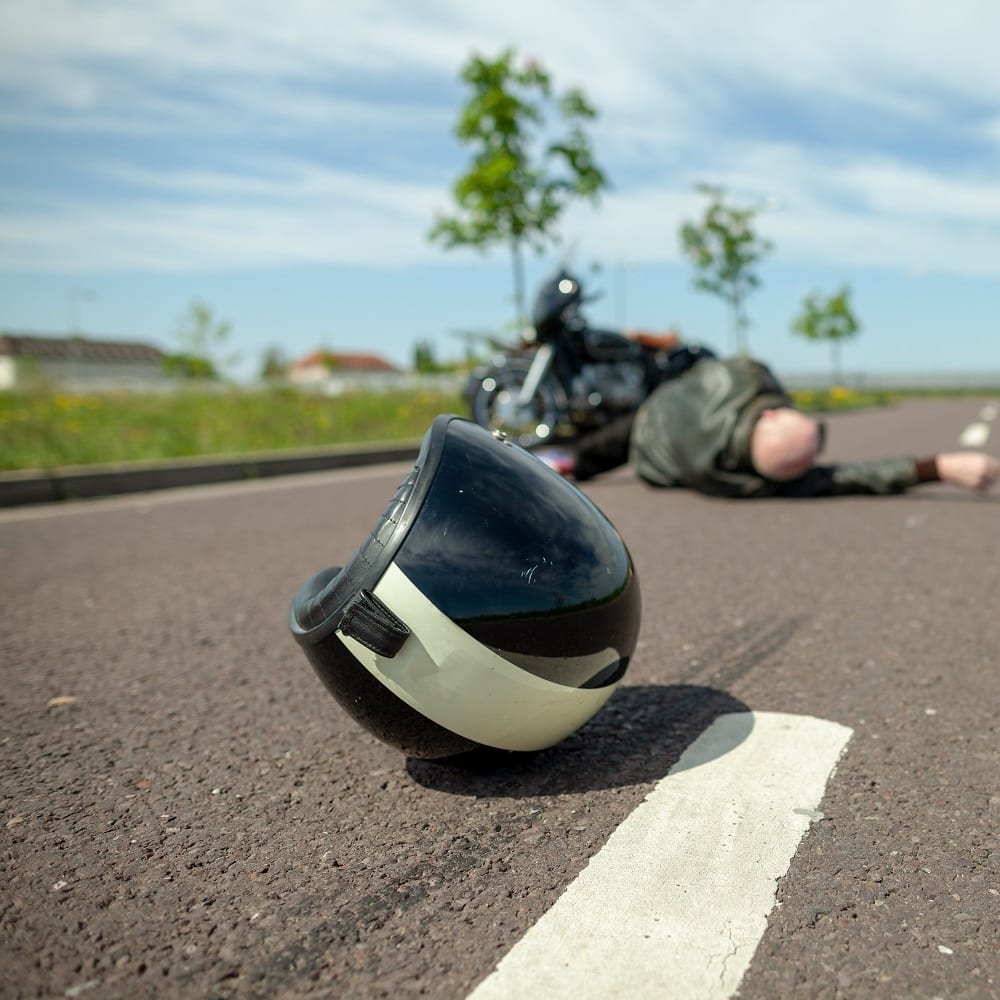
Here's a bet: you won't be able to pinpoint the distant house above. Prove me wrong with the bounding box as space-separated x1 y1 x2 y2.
0 333 168 391
287 350 404 395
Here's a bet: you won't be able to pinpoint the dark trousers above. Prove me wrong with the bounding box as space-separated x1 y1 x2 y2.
574 412 636 481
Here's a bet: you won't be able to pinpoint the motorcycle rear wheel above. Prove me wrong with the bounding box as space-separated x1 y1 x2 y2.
468 362 564 449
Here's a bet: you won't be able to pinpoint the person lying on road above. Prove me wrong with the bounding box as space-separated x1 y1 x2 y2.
534 354 999 498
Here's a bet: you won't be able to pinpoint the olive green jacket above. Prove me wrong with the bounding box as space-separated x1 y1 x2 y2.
629 357 920 497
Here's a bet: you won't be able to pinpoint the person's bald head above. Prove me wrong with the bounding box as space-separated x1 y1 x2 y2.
750 407 822 481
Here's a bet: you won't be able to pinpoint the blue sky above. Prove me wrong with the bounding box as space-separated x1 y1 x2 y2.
1 0 999 381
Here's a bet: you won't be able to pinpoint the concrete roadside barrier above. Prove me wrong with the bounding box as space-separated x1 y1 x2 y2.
0 439 422 508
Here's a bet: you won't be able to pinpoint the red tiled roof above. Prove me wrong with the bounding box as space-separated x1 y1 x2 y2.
291 350 399 373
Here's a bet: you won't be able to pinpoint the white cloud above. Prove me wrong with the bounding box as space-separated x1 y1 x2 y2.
2 1 1000 279
6 1 1000 128
0 162 444 272
833 161 1000 222
4 140 998 279
559 139 1000 279
105 157 444 216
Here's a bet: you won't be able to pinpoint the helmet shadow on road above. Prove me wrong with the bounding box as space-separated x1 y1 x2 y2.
405 683 751 797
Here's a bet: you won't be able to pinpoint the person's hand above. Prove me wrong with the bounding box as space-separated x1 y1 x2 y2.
936 452 1000 492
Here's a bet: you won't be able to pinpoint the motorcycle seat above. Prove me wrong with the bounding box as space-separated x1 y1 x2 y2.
624 329 682 350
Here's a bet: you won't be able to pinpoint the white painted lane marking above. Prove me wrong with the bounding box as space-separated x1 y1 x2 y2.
959 422 991 448
980 404 998 422
467 711 852 1000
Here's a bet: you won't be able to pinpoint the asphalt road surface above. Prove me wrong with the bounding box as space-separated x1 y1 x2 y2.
2 398 997 999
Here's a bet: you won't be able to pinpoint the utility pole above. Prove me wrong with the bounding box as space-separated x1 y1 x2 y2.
615 258 636 328
65 287 97 389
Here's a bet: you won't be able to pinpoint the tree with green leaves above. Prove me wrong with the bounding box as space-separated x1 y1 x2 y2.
791 285 860 386
679 184 773 355
429 48 607 328
260 346 289 380
413 339 446 373
163 300 237 380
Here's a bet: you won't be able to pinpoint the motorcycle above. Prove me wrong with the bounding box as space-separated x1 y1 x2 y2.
466 268 714 448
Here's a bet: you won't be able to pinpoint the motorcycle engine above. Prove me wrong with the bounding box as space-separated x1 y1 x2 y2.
573 362 646 411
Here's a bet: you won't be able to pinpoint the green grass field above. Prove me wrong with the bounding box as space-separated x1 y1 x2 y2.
0 387 465 472
1 384 994 473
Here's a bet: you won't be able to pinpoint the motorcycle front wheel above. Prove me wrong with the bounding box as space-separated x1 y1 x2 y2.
467 361 565 449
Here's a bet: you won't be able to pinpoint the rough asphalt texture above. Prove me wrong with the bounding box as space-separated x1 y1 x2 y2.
1 398 997 999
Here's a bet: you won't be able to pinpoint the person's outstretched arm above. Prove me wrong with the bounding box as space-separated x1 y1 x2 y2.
776 452 998 497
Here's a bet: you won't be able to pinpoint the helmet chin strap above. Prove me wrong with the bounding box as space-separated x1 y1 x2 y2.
339 589 410 657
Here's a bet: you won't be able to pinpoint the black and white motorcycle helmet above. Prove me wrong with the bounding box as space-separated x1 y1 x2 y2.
288 415 641 759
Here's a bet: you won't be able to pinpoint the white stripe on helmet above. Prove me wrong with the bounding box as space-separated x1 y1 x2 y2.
336 561 621 752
